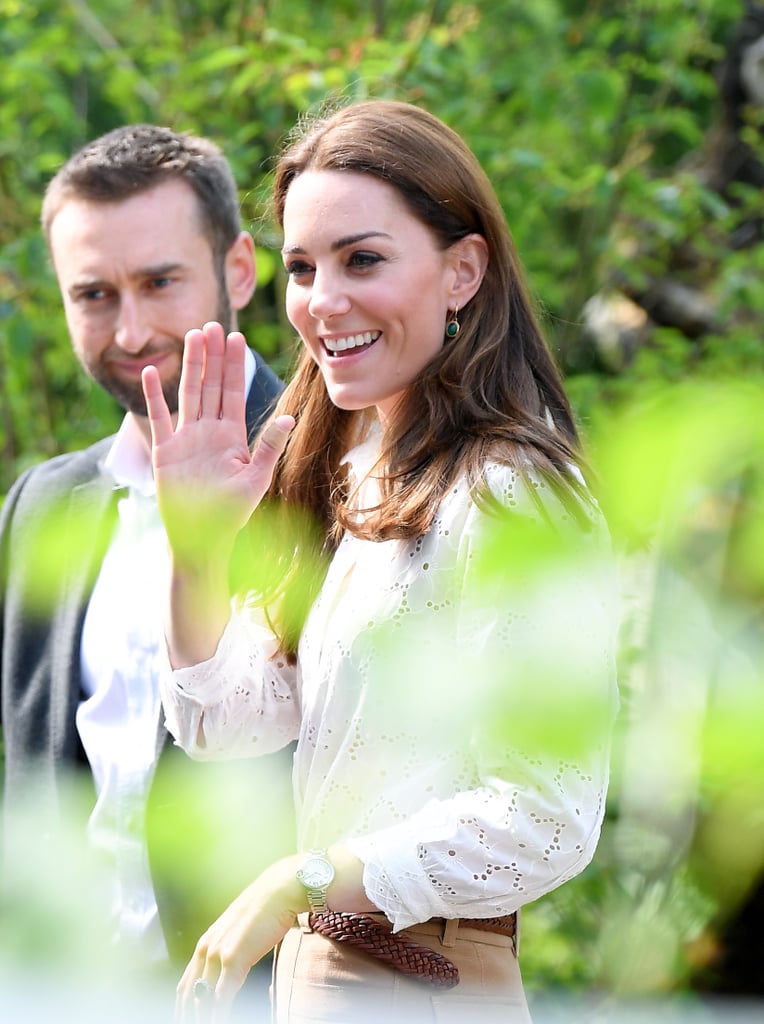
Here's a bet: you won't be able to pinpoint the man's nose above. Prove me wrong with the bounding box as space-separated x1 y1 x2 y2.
114 294 152 352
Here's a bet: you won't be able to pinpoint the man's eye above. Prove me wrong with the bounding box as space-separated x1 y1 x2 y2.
149 276 173 290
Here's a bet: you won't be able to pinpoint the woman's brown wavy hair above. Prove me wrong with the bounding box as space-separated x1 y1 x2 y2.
250 99 590 656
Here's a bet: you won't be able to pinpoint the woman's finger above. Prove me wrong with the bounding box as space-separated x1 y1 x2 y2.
141 365 173 447
198 321 226 419
177 951 219 1024
256 415 295 459
220 331 247 423
177 328 205 426
247 415 295 499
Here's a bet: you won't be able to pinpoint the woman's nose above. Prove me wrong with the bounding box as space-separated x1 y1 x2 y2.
307 269 351 320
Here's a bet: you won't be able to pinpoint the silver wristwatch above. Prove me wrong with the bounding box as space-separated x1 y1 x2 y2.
296 848 335 913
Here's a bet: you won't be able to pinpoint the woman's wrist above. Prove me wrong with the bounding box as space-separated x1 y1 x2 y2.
325 843 378 913
259 854 311 921
263 846 378 923
165 556 232 667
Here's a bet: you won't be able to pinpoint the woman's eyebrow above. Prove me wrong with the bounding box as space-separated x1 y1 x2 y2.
281 231 392 256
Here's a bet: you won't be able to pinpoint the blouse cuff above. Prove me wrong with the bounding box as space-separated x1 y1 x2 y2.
166 611 281 701
163 615 238 701
346 817 451 932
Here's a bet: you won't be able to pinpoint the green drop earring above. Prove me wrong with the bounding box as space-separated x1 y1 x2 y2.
445 307 460 339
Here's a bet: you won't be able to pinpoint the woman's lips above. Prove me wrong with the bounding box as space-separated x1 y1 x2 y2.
322 330 381 356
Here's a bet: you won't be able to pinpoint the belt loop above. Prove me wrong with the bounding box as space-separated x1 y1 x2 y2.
298 911 313 934
441 918 459 948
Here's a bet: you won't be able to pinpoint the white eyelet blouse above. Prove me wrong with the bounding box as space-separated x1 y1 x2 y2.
159 433 618 932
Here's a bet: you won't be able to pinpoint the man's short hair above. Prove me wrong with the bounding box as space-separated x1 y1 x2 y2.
41 124 243 266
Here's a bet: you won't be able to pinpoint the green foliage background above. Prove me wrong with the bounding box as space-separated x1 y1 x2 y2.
2 0 758 487
2 0 763 1016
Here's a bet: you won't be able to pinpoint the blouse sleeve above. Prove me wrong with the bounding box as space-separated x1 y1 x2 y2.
159 598 301 760
347 464 619 931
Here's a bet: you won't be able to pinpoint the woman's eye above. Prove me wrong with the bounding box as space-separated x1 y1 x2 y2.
349 251 382 269
285 261 313 278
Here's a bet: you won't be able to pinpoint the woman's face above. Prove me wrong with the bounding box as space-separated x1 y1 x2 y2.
281 170 458 424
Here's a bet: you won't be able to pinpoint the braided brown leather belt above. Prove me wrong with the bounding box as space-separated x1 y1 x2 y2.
308 910 517 988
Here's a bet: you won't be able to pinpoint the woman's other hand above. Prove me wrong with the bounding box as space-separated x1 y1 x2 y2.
175 854 303 1023
174 845 372 1022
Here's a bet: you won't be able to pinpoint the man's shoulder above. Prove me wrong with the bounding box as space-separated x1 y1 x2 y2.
4 436 115 505
246 351 285 439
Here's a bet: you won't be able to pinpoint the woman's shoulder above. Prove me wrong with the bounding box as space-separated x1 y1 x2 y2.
478 457 606 534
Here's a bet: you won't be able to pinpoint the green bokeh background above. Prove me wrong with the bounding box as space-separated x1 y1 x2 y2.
1 2 762 1020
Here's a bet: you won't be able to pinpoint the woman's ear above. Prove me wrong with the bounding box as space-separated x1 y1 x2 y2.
447 233 489 308
225 231 257 313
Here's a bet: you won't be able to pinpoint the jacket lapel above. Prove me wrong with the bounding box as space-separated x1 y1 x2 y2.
50 473 121 763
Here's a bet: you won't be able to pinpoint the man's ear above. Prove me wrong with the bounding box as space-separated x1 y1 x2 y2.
447 233 489 309
225 231 257 312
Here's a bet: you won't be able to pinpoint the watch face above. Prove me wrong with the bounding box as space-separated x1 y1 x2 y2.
299 856 334 888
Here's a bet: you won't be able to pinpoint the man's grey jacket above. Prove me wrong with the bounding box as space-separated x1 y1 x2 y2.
0 354 291 965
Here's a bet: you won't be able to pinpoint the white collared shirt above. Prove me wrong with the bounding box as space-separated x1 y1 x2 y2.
77 413 168 960
77 348 256 958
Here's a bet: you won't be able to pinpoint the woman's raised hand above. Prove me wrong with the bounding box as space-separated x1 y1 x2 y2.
141 322 293 568
142 323 292 666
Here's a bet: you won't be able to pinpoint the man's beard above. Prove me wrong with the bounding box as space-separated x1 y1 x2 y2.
88 287 232 417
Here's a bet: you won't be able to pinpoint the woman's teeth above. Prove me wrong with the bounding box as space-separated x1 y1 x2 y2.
323 330 380 353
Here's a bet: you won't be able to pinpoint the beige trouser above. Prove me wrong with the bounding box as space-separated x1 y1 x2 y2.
271 913 533 1024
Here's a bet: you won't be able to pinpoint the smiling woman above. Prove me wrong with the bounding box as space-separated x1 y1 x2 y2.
280 168 488 423
143 99 618 1024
